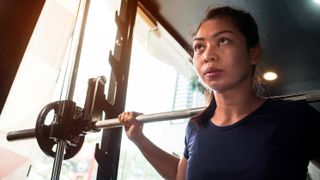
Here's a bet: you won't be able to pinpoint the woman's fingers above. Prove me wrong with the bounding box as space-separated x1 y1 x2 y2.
118 111 143 127
117 111 144 140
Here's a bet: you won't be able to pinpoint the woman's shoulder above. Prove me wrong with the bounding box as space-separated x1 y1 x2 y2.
265 97 312 109
263 97 319 118
185 118 207 136
186 119 199 131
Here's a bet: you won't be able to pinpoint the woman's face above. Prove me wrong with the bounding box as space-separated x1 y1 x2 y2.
192 17 261 93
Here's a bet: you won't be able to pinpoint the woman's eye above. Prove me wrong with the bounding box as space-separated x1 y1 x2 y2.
193 44 205 52
218 38 230 45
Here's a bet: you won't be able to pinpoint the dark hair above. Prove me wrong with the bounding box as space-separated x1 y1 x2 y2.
193 6 260 48
190 6 262 127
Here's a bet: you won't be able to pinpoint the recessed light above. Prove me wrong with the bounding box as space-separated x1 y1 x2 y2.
263 72 278 81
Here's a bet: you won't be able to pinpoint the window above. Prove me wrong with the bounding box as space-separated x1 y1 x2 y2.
0 0 205 179
0 0 120 179
116 9 205 179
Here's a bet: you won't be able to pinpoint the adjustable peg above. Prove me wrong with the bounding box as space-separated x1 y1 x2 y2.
108 51 123 83
115 11 127 38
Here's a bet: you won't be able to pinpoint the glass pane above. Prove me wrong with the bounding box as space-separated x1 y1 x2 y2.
0 0 82 179
117 10 206 180
0 0 120 179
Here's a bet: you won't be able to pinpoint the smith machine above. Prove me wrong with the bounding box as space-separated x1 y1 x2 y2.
6 0 320 179
7 0 139 179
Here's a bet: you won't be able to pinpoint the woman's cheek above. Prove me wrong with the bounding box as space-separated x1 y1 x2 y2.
196 63 203 77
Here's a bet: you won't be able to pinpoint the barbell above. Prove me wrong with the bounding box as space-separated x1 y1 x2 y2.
6 101 204 159
6 89 320 159
6 106 204 140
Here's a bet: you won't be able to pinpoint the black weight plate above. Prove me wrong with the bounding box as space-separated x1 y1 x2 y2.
35 101 84 160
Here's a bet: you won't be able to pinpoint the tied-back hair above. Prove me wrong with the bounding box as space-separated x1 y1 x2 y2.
190 6 264 127
191 90 216 127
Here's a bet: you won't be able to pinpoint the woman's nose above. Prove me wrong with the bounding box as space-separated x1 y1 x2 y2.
203 46 217 62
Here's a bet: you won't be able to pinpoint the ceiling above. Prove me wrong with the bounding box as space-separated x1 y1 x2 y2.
139 0 320 96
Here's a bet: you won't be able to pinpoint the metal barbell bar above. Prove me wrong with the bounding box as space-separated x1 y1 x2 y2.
6 106 205 141
99 89 319 126
6 89 320 142
5 89 320 161
91 89 320 132
95 106 205 129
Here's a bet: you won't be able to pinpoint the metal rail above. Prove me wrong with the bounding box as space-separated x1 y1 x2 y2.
93 89 320 129
95 90 320 129
276 90 320 102
94 106 205 129
6 89 320 142
6 107 204 141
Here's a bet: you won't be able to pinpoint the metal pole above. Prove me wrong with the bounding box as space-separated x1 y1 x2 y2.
94 106 205 129
49 0 92 179
6 89 320 141
51 141 67 180
277 90 320 102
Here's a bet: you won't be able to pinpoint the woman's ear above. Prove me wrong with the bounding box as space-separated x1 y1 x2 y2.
250 45 263 65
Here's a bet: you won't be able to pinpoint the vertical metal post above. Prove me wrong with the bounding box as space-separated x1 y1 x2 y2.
49 0 91 179
96 0 138 179
51 141 67 180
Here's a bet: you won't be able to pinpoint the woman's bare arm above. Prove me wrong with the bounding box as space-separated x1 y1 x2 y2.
118 111 181 179
133 133 180 179
176 157 187 180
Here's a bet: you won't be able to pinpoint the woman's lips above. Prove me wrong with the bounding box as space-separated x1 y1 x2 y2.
204 69 223 78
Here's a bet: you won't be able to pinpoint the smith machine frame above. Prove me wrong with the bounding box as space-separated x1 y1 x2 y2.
7 0 138 179
95 0 137 178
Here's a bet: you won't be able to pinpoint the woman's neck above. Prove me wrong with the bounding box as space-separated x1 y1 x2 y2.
212 88 265 126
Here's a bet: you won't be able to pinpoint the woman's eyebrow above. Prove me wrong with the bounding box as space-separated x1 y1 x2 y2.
193 30 234 41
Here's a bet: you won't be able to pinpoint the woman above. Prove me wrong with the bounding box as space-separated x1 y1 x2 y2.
118 6 320 180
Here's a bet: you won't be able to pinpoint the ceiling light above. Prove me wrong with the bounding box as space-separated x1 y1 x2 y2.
263 71 278 81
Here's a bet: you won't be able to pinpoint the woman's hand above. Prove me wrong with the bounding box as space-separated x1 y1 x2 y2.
118 111 144 142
